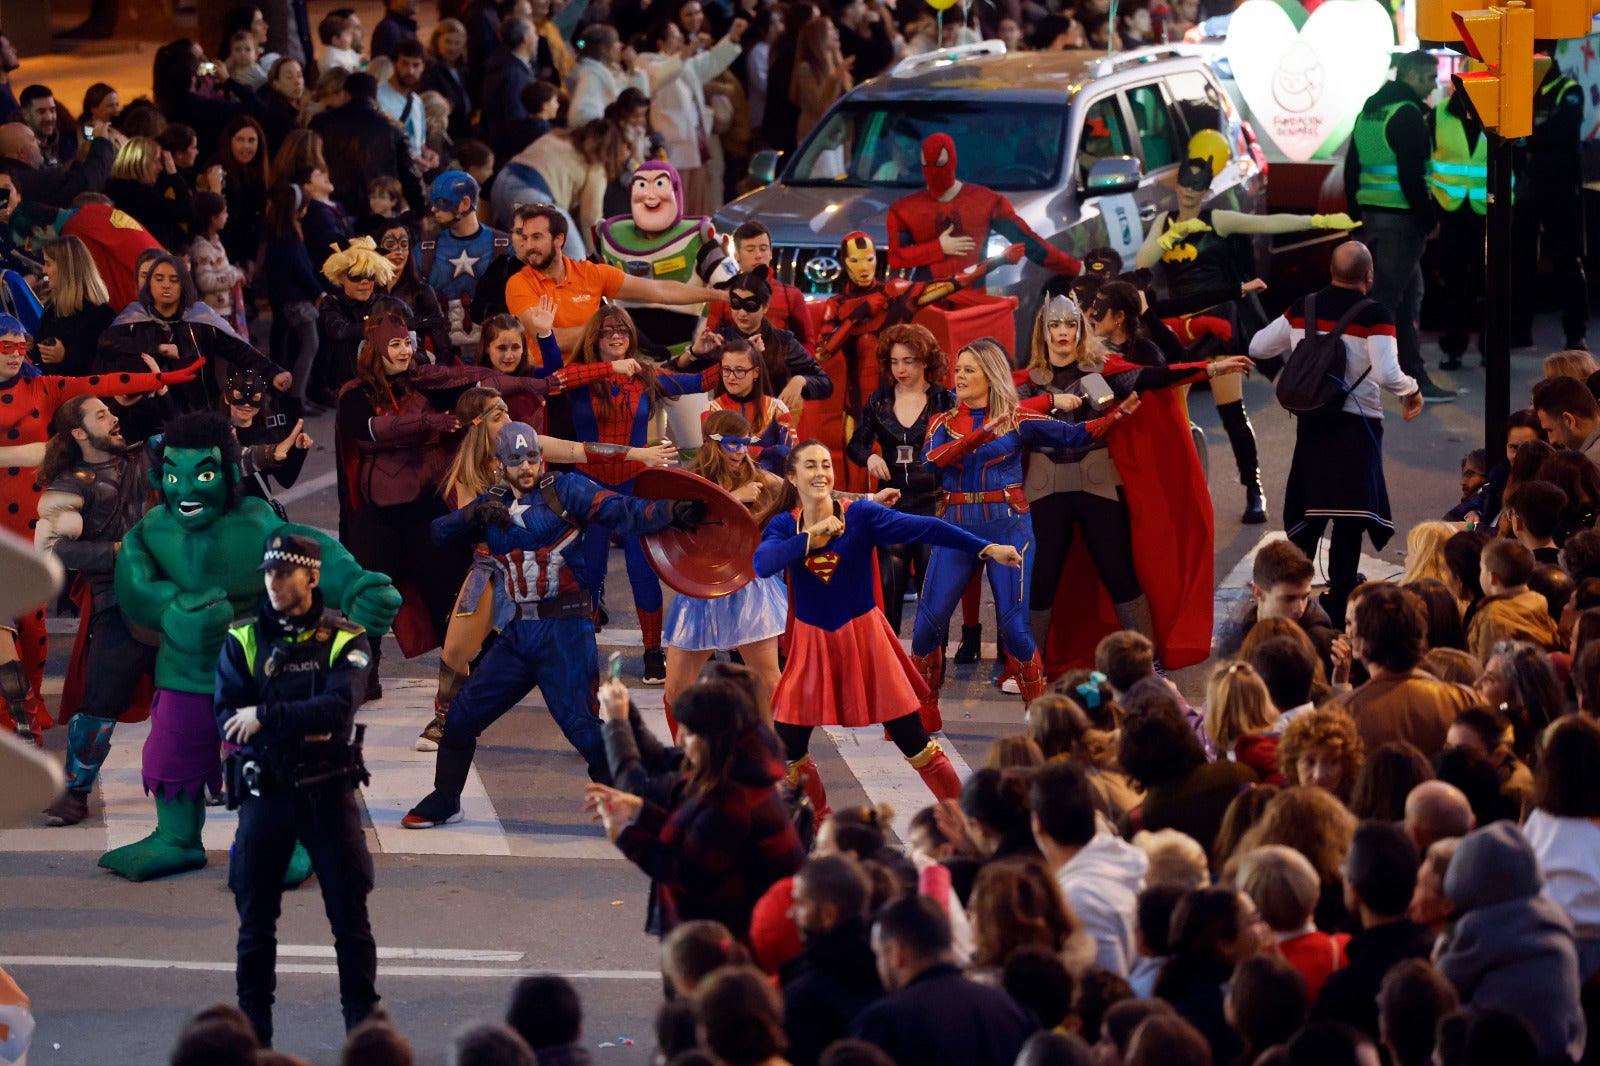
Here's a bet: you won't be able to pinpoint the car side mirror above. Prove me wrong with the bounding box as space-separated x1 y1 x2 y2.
1084 156 1143 196
748 149 784 187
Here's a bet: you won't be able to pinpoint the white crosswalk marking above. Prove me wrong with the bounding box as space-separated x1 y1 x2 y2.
7 671 982 857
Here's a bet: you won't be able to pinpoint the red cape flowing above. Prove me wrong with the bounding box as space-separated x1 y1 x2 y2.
333 384 440 658
56 578 151 724
1037 355 1215 674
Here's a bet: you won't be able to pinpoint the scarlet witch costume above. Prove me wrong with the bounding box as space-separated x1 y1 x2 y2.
754 498 994 814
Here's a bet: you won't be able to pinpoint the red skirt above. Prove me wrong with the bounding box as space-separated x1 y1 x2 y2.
773 611 927 728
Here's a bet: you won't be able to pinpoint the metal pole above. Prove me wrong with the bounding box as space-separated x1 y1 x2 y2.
1483 132 1514 458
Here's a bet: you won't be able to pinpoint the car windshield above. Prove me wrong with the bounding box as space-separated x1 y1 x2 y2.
785 100 1068 191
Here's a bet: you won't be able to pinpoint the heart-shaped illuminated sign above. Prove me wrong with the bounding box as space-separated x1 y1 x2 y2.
1225 0 1396 162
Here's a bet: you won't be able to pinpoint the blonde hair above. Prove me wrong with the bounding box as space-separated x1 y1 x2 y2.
321 235 397 287
1545 349 1599 384
956 337 1020 429
1028 294 1103 375
41 235 109 317
1132 828 1210 890
1203 660 1277 753
1234 843 1320 932
439 387 508 507
1401 521 1459 586
111 136 161 182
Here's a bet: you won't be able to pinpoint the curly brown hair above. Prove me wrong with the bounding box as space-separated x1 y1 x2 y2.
875 322 949 389
968 856 1079 968
1232 784 1356 889
1276 708 1364 801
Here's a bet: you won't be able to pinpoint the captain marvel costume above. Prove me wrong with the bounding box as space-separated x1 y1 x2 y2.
907 396 1133 723
754 496 992 813
0 329 204 739
886 133 1081 292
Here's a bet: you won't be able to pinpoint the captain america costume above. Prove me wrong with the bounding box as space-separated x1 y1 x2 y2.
420 224 507 356
423 458 679 788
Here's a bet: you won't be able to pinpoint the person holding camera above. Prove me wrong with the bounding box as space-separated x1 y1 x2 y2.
214 532 380 1049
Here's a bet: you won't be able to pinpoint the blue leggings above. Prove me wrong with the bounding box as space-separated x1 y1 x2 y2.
441 617 605 778
581 479 663 616
911 514 1036 660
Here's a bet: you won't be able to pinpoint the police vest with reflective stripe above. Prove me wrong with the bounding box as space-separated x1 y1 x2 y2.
1430 102 1488 214
1354 100 1417 210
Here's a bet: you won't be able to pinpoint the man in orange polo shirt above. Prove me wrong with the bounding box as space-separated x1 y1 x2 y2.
505 203 727 355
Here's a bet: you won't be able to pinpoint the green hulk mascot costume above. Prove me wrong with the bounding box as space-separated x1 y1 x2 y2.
103 412 401 882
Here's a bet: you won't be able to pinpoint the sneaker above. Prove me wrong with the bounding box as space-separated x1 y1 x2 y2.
416 713 446 752
1418 381 1457 403
642 647 666 685
400 807 464 829
204 785 226 807
1000 676 1021 695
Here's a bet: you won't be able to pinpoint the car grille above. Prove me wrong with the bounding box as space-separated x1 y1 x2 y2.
770 245 912 300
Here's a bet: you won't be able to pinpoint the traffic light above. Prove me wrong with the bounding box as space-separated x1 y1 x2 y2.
1453 2 1537 137
1418 0 1600 44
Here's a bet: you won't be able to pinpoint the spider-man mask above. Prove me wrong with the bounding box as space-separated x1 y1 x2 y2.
921 133 958 198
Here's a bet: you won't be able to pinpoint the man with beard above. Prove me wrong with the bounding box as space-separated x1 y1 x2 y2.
376 39 427 160
504 204 726 358
780 854 885 1066
18 86 76 170
33 396 160 825
402 420 707 827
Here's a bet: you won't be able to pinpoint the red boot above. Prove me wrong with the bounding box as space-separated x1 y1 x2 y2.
1016 650 1047 705
663 696 679 743
908 648 945 733
786 753 831 821
909 741 961 801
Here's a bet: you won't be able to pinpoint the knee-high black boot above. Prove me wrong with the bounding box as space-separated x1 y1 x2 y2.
1217 400 1267 524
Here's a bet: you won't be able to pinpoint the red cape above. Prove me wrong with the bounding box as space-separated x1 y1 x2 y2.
1031 355 1214 674
57 578 151 724
333 382 440 658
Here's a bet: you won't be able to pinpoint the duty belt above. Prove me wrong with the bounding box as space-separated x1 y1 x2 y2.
511 589 594 621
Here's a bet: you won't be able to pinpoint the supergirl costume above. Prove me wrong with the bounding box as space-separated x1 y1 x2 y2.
1015 296 1218 675
754 499 991 812
908 403 1130 721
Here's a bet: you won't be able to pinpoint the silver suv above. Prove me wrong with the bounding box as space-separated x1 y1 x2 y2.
714 42 1268 341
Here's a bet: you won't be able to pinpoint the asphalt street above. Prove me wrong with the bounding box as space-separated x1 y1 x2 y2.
0 312 1573 1065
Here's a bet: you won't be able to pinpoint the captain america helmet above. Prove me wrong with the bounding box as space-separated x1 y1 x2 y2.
495 422 542 467
430 170 480 208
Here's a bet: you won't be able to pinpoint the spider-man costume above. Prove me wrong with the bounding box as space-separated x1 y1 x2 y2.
907 402 1131 727
886 133 1081 293
0 357 203 738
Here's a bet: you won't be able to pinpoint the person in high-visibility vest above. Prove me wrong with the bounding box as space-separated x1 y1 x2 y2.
1430 87 1489 371
1513 58 1587 352
1344 50 1456 402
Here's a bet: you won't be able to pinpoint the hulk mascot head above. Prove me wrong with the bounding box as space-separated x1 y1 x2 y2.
148 411 243 531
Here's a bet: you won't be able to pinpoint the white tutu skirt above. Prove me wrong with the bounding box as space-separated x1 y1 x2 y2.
663 573 789 651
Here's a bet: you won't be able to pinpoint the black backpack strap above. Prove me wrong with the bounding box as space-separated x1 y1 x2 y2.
1327 297 1374 339
1304 294 1318 340
539 474 582 530
419 239 437 278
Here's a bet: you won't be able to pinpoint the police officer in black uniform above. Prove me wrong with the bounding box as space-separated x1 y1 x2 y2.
215 533 379 1047
1514 55 1588 351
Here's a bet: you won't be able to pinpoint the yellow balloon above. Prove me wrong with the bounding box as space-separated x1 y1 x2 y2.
926 0 960 11
1186 129 1231 178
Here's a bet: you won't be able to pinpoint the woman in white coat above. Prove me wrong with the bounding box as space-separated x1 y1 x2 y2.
636 17 747 217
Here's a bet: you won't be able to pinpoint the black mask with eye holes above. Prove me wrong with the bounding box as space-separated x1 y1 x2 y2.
226 368 267 411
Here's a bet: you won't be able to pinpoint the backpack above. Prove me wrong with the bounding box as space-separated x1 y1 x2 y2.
1274 294 1375 416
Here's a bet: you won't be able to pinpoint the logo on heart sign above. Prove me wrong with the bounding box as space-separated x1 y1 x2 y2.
1225 0 1395 162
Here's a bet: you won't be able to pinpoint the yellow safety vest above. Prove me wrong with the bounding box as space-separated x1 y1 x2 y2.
1429 102 1488 214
